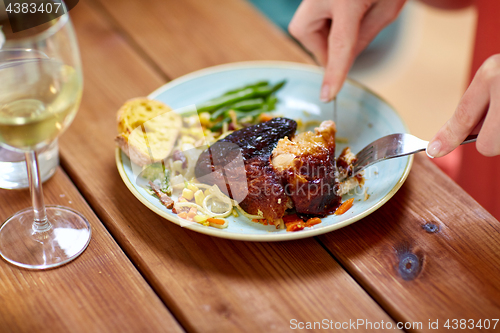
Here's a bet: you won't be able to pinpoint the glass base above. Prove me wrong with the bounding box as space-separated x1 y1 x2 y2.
0 206 91 269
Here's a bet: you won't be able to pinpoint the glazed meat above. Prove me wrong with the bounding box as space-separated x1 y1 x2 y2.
195 118 297 220
336 146 364 196
271 120 341 217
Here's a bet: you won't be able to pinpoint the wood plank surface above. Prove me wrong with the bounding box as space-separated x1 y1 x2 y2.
58 1 400 332
0 169 183 332
319 154 500 325
92 0 313 77
84 0 500 329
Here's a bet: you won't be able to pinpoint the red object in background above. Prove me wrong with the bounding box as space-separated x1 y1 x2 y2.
435 0 500 220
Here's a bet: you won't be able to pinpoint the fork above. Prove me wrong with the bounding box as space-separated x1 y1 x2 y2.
352 133 478 175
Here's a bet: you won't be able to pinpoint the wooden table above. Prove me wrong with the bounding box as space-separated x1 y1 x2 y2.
1 0 499 332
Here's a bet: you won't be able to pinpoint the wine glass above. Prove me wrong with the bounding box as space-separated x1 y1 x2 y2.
0 6 91 269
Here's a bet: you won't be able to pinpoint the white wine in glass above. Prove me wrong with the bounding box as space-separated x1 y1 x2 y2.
0 5 91 269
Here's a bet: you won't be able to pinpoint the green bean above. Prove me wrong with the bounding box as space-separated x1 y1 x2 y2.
210 98 265 121
210 106 231 121
235 109 265 119
231 98 265 111
269 80 286 94
223 81 269 95
198 80 286 113
199 80 287 126
197 88 256 113
252 85 273 96
264 96 278 111
244 80 285 101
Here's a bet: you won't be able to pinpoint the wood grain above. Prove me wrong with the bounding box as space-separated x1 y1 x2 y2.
58 1 399 332
319 154 500 326
92 0 314 78
0 169 183 332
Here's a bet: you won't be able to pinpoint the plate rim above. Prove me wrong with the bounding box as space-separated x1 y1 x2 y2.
115 60 414 241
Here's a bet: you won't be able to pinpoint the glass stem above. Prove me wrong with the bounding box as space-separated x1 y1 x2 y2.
25 151 50 232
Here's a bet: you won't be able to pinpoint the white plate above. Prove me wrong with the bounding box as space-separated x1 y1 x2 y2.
116 61 412 241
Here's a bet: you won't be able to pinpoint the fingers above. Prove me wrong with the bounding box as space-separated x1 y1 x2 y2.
354 1 405 56
426 76 488 158
289 0 406 102
293 22 330 66
321 1 370 101
475 77 500 156
321 0 405 101
288 0 331 66
427 55 500 158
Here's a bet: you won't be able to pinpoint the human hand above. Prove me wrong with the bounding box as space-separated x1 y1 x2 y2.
289 0 406 102
427 55 500 158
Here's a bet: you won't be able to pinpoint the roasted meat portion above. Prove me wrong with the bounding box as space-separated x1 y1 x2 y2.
336 147 364 196
195 117 297 220
271 120 342 217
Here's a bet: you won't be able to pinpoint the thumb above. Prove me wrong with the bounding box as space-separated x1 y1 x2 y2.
426 76 489 158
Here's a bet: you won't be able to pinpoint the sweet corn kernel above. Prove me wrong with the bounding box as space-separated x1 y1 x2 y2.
194 215 208 223
187 183 199 192
194 190 205 206
198 112 210 127
181 188 194 201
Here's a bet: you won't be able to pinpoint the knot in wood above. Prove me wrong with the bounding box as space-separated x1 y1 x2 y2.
398 253 420 281
422 222 439 233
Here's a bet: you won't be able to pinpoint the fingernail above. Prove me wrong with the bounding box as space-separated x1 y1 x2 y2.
426 140 441 159
320 84 331 102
